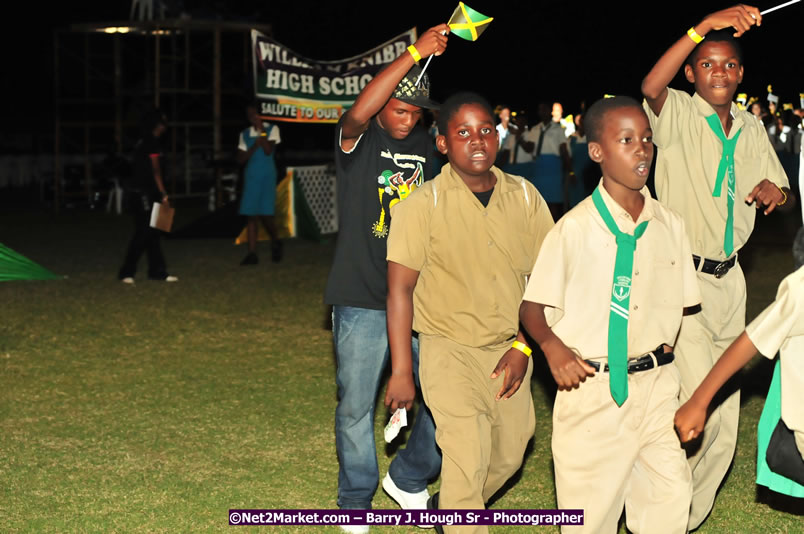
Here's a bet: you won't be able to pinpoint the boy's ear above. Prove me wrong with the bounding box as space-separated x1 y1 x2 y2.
436 135 448 155
587 141 603 163
737 65 744 84
684 64 695 84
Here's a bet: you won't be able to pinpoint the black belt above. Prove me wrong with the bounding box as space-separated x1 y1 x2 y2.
585 348 674 374
693 254 737 278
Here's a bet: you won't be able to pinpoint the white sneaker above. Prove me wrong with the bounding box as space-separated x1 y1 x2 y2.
164 275 179 282
382 473 432 528
121 277 135 285
339 525 369 534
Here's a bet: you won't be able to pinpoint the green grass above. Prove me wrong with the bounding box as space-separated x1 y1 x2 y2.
1 204 802 533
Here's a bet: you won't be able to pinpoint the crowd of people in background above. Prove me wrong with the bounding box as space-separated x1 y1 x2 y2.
432 94 803 223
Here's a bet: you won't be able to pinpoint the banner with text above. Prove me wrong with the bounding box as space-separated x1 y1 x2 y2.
252 28 417 124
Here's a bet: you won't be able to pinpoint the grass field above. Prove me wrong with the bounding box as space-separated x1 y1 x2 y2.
1 202 803 533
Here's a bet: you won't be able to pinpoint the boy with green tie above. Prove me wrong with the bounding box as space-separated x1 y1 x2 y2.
641 5 792 528
520 96 701 533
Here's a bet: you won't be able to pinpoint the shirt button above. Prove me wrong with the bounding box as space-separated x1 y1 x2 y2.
633 305 639 311
492 275 497 281
488 241 493 247
671 260 676 265
634 270 639 276
483 212 488 217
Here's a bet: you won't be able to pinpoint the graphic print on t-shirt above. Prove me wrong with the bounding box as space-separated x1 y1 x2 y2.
371 152 425 238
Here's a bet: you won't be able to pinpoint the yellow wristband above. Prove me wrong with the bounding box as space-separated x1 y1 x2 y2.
511 340 532 358
778 186 788 206
407 44 422 63
687 27 704 44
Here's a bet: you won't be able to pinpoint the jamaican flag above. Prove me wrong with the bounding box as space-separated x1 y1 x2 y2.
448 2 493 41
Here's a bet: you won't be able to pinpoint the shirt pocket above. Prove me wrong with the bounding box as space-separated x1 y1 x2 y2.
650 256 685 311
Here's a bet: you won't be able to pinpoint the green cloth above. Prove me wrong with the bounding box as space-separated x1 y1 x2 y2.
755 359 804 498
592 186 648 406
0 243 60 282
704 114 741 257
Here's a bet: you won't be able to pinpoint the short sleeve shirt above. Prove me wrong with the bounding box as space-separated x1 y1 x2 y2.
523 181 701 361
129 135 162 196
237 123 281 152
324 117 431 309
644 88 789 259
534 122 568 157
387 163 555 347
745 266 804 435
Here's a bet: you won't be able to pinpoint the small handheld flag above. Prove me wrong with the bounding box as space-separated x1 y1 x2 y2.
767 85 779 105
416 2 493 86
448 2 493 41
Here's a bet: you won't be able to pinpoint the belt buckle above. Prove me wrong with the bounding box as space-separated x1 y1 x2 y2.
714 261 729 279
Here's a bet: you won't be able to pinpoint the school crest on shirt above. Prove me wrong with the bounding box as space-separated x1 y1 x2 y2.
371 154 425 238
613 275 631 301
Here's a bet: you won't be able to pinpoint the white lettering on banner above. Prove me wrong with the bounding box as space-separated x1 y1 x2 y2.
315 108 341 120
261 102 298 118
264 69 316 95
319 74 372 97
258 42 311 68
345 41 409 71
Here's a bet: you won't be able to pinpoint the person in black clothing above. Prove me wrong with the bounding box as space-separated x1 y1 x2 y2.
118 109 177 284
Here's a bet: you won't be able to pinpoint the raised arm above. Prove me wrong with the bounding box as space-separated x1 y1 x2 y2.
641 5 761 116
385 260 421 411
340 24 449 149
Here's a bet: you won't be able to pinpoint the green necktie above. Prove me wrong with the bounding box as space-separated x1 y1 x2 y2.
592 187 649 406
704 114 742 257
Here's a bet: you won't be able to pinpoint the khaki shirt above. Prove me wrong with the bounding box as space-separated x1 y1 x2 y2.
644 88 789 260
523 182 701 362
746 266 804 437
387 163 554 347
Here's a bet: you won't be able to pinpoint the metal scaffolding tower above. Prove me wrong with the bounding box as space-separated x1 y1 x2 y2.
53 18 272 211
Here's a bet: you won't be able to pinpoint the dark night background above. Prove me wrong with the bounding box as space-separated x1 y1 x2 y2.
3 0 802 154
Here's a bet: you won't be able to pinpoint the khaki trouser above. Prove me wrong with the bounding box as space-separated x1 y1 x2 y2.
676 263 745 530
552 363 691 534
419 334 536 534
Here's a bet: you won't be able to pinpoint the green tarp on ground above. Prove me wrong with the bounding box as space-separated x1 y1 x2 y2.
0 243 61 282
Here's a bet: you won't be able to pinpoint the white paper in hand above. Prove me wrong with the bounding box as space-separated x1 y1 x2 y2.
384 407 408 443
150 202 162 228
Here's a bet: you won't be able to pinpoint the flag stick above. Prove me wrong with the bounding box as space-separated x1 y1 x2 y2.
760 0 800 15
416 55 434 87
416 30 448 87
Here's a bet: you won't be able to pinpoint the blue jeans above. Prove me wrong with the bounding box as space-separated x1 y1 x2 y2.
333 305 441 509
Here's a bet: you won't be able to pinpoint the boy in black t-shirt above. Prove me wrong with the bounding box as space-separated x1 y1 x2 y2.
325 25 448 533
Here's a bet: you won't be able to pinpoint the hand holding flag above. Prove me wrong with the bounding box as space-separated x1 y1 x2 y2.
411 23 450 60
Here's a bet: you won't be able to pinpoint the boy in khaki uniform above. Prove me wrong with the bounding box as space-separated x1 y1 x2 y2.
641 5 792 528
520 96 701 533
385 92 554 534
676 258 804 497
